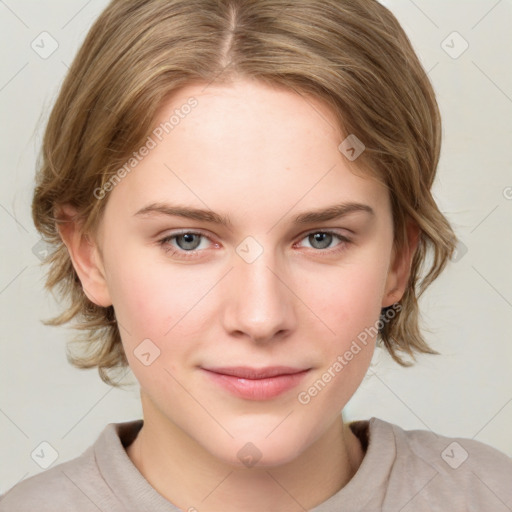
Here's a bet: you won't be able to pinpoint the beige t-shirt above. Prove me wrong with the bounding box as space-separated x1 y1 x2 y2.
1 417 511 511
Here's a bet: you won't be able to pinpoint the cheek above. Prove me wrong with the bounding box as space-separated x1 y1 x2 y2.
107 264 167 337
104 243 191 335
305 257 389 341
106 260 197 391
104 249 215 375
298 252 390 393
295 264 384 419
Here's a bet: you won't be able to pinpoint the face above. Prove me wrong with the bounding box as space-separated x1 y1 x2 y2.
88 78 404 467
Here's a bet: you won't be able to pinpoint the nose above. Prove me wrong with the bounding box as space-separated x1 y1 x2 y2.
221 247 296 344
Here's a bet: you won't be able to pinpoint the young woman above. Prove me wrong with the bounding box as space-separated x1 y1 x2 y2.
1 1 510 510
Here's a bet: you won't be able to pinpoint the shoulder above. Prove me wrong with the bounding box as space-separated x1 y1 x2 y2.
373 417 512 510
0 421 137 512
0 447 101 512
386 418 512 473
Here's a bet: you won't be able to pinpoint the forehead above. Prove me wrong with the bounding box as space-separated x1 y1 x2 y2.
104 79 390 227
156 78 343 144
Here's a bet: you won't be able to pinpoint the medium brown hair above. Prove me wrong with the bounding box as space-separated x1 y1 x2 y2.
32 0 457 386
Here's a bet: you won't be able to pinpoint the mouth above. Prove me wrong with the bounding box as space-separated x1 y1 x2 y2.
201 366 311 400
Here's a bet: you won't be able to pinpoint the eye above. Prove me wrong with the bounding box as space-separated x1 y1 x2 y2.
158 231 213 259
296 230 351 254
158 229 352 260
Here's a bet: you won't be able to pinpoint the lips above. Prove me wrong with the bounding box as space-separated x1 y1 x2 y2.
201 366 310 400
205 366 306 379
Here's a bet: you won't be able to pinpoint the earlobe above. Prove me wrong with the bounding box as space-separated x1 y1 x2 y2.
382 220 420 307
56 205 112 307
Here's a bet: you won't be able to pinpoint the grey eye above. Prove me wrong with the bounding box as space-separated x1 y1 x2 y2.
174 233 203 250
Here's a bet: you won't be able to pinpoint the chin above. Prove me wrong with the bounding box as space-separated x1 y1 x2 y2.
203 428 313 469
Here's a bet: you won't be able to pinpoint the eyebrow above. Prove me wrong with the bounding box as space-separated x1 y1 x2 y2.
134 201 375 227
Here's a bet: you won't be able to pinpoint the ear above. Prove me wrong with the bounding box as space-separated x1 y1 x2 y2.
56 205 112 307
382 219 420 307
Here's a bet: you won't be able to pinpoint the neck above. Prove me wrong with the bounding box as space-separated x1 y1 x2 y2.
126 396 364 512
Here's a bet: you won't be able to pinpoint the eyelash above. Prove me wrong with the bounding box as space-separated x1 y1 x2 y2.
157 229 352 260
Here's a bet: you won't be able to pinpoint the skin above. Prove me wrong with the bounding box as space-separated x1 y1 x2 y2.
58 78 418 511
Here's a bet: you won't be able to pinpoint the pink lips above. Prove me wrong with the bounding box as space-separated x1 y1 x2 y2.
202 366 310 400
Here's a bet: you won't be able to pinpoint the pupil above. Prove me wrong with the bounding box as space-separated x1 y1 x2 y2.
178 233 199 250
311 232 331 249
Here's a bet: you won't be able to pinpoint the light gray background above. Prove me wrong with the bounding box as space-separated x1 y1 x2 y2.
1 0 511 494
